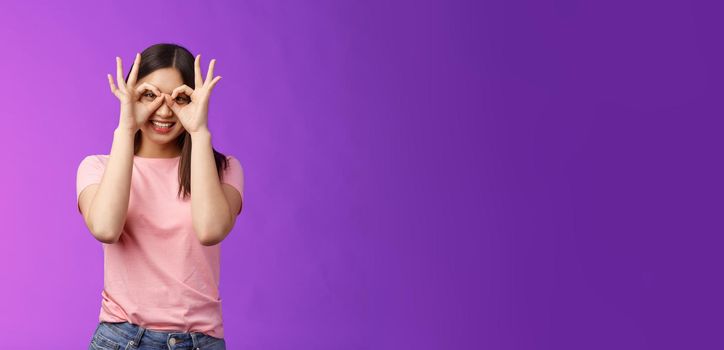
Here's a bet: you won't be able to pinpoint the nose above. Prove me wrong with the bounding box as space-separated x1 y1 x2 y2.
154 93 174 118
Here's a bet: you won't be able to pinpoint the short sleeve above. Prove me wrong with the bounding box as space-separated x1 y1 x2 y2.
222 155 244 215
76 155 106 211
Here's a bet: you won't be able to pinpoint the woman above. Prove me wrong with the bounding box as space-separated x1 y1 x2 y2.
77 43 243 350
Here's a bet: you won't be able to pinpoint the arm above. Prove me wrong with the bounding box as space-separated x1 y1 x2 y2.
189 129 238 245
78 128 135 244
78 53 164 244
166 54 237 246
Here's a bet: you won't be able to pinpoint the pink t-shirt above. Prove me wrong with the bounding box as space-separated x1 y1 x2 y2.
76 154 244 339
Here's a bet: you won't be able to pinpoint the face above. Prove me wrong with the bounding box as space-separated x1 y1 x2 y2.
136 67 190 146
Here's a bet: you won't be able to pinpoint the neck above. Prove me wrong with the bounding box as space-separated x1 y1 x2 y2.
136 136 181 158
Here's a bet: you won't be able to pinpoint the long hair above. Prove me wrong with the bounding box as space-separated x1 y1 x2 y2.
125 43 229 200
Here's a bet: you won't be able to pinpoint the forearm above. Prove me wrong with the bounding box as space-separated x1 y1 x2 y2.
190 129 233 245
88 127 134 243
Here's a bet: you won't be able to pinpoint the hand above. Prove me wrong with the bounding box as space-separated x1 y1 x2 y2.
107 53 165 132
163 54 222 134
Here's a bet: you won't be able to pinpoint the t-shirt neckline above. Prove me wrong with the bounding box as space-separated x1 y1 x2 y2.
133 155 181 160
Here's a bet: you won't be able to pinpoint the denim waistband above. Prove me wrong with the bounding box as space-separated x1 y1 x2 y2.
97 321 219 349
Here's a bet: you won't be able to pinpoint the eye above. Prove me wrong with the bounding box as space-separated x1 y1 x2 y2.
175 95 191 104
142 91 157 100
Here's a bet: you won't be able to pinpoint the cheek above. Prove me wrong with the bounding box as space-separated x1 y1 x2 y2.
141 98 157 105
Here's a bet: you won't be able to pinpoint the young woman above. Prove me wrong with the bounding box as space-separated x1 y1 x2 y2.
77 43 243 350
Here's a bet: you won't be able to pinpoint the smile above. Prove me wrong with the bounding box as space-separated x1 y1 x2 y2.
149 120 176 133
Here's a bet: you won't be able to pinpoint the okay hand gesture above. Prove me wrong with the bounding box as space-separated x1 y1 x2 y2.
107 53 165 132
163 54 222 134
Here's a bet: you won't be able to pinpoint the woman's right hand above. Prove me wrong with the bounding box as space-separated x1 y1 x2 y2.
107 53 165 132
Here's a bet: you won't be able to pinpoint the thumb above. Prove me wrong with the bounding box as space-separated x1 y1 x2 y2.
150 94 165 110
164 94 181 115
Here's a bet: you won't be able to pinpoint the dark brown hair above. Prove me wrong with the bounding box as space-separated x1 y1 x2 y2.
125 42 229 200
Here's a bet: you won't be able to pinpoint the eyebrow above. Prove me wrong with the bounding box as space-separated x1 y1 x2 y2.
143 88 189 96
140 83 185 95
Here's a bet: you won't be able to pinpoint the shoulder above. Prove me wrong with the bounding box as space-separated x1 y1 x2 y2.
220 154 244 187
220 155 244 205
223 154 243 170
78 154 110 168
224 154 239 162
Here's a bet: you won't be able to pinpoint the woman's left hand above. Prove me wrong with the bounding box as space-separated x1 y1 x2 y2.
164 54 222 134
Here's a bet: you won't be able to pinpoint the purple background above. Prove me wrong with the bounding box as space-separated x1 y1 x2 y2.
0 0 719 349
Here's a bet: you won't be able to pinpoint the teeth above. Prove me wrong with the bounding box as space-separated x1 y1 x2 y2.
151 120 174 128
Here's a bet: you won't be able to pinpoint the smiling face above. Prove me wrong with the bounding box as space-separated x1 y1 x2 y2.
136 67 191 153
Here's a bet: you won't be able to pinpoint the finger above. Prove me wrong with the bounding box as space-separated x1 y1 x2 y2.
115 57 126 92
163 93 173 107
139 94 167 124
107 74 119 98
170 84 195 100
149 93 165 109
194 54 203 89
208 76 222 90
135 82 162 97
164 94 182 115
127 53 141 87
205 59 216 86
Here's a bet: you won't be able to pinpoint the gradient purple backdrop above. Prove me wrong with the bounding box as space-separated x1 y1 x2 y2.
0 0 718 349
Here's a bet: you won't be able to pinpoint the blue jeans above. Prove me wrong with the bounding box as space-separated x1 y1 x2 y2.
88 321 226 350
